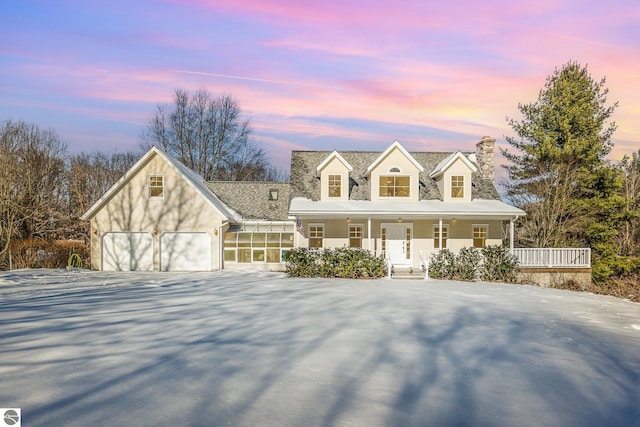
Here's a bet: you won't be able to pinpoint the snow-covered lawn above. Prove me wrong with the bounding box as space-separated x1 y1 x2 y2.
1 269 639 427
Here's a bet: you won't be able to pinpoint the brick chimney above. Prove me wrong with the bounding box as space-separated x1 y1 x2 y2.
475 136 495 180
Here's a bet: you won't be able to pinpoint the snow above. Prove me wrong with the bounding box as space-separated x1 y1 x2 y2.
1 269 639 427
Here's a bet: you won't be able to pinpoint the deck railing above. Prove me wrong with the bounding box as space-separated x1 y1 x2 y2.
510 248 591 268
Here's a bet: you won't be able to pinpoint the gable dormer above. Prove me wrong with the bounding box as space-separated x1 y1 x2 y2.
317 151 353 201
428 151 477 202
366 141 424 202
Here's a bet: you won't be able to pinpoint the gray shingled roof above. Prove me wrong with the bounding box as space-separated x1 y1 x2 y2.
207 181 291 221
290 151 500 202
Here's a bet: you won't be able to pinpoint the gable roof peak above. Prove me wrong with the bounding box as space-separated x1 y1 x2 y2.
316 150 353 172
365 140 424 176
428 150 478 179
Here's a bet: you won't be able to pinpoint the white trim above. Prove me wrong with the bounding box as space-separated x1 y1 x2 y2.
428 151 477 179
316 150 353 172
365 140 424 176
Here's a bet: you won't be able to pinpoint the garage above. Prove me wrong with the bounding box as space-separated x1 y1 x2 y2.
102 232 154 271
160 232 212 271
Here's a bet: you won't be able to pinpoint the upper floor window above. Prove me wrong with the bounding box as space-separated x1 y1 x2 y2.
149 175 164 198
451 176 464 198
328 175 341 198
379 175 410 197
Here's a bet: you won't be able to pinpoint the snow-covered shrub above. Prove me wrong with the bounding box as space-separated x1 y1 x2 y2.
455 247 481 281
285 248 385 278
480 245 519 282
429 249 456 279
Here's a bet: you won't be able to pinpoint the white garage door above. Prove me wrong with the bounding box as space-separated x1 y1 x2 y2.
102 232 153 271
160 232 212 271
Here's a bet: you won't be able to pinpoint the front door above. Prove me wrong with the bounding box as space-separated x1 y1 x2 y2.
382 223 412 265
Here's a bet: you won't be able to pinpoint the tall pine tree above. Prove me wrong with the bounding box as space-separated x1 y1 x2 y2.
502 61 622 281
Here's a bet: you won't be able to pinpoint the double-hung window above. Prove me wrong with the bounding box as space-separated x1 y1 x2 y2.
433 225 448 249
309 224 324 248
149 175 164 198
473 225 488 248
328 175 341 198
451 176 464 198
349 224 363 248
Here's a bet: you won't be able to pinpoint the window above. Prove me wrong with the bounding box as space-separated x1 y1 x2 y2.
149 175 164 198
451 176 464 198
223 231 294 264
405 227 412 260
379 175 410 197
434 225 448 249
268 189 279 201
328 175 341 197
309 224 324 248
473 225 488 248
349 224 363 248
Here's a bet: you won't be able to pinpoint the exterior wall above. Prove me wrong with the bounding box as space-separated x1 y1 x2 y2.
318 157 350 201
517 268 592 288
89 153 226 271
369 147 422 202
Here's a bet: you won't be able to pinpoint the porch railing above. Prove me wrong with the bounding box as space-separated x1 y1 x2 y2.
418 248 591 270
510 248 591 268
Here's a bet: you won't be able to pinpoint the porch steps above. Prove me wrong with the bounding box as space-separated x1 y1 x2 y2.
390 267 425 280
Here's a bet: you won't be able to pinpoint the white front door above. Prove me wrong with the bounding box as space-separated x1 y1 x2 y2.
382 223 413 265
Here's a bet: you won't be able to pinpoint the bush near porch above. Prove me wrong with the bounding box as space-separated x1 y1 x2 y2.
428 246 519 283
284 247 386 279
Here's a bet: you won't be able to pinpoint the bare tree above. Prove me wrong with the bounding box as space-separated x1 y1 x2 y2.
64 151 139 239
142 89 274 181
0 120 68 266
618 151 640 256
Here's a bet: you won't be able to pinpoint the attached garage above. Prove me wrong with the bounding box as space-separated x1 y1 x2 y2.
102 232 154 271
160 232 212 271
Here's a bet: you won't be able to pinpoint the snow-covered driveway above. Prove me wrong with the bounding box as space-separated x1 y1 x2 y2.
1 269 639 427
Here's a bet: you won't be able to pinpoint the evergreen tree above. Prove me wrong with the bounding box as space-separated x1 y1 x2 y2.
502 61 621 281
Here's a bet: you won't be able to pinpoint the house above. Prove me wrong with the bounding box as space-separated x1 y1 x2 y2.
82 137 526 272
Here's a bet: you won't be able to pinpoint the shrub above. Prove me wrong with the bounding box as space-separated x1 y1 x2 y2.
428 249 456 279
285 247 385 279
7 239 89 269
455 247 481 281
480 245 519 283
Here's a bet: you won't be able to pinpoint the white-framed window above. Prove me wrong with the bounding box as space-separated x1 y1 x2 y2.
379 175 410 197
381 227 387 257
328 175 341 198
451 175 464 198
149 175 164 198
223 231 294 263
433 224 449 249
349 224 364 248
309 224 324 248
473 224 488 248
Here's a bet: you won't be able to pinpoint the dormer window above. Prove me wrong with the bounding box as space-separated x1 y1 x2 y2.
451 176 464 198
389 167 401 173
268 189 279 201
328 175 341 198
379 175 410 197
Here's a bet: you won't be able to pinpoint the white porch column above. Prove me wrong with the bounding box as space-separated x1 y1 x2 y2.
438 217 443 250
367 217 372 253
510 217 515 252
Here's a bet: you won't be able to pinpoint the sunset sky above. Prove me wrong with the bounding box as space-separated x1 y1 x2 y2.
1 0 638 179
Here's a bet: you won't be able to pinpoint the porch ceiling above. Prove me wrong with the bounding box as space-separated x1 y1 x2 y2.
289 197 526 220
